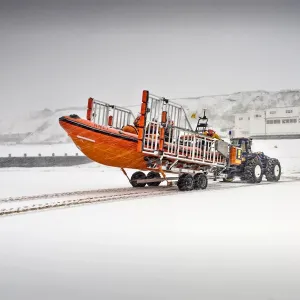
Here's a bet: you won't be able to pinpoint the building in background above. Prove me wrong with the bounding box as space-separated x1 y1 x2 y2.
233 106 300 138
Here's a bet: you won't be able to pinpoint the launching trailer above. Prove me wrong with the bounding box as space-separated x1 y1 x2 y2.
59 90 281 191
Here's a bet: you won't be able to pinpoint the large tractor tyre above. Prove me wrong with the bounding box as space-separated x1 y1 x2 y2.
265 158 281 182
130 171 147 187
146 171 161 186
177 173 194 191
243 158 263 183
193 173 208 190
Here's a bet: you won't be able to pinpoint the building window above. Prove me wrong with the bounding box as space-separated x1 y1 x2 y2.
286 109 293 113
269 111 276 114
267 119 280 124
248 117 250 120
282 118 297 124
239 117 243 120
255 114 262 118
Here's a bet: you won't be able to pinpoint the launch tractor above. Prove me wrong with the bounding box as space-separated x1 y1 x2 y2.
220 137 281 183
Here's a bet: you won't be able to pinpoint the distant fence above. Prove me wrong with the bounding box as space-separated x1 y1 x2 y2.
0 154 92 168
251 134 300 140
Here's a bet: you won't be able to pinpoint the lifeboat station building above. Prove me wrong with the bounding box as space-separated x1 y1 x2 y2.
233 106 300 138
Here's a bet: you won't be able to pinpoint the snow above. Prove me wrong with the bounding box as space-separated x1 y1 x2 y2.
0 107 85 142
176 90 300 130
251 139 300 175
1 181 300 299
21 108 86 143
1 140 300 299
0 110 51 134
0 163 132 198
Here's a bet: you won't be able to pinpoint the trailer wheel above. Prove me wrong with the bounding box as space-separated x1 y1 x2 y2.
193 173 208 190
243 158 263 183
130 171 147 187
146 171 161 186
177 173 194 191
265 158 281 182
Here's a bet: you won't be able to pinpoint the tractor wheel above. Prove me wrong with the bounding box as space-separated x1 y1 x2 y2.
146 171 161 186
243 157 263 183
193 173 208 190
130 171 147 187
177 173 194 191
265 158 281 182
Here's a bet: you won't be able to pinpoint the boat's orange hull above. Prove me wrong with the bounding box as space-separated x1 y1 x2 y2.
59 116 148 170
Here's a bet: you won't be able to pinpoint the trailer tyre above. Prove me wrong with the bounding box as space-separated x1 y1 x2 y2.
243 158 263 183
146 171 161 186
265 158 281 182
177 173 194 191
193 173 208 190
130 171 147 187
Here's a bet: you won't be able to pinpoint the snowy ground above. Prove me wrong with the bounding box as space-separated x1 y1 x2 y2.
0 163 131 198
1 140 300 300
1 181 300 300
251 139 300 176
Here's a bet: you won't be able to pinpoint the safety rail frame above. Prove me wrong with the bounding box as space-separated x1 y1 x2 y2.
137 90 226 168
87 98 136 129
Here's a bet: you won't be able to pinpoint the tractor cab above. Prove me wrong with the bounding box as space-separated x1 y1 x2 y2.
230 137 252 154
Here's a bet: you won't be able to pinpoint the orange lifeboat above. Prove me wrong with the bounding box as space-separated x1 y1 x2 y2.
59 90 227 191
59 115 148 170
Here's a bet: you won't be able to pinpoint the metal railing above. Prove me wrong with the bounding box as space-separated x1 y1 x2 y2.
140 92 226 166
143 124 225 165
145 93 193 130
142 93 193 152
91 100 135 129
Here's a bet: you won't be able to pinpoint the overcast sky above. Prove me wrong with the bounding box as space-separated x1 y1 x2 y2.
0 0 300 115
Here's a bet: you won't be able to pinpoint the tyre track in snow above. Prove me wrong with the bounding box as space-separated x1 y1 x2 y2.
0 176 299 217
0 187 178 217
1 174 299 204
0 186 146 203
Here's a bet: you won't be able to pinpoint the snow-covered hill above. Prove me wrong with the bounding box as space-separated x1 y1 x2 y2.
175 89 300 133
0 109 53 135
1 89 300 144
0 107 86 144
22 108 86 144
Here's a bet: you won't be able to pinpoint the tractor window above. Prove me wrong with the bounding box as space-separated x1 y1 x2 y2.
241 141 246 152
231 139 240 147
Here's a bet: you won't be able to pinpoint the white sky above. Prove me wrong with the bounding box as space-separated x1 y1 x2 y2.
0 0 299 115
